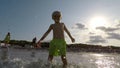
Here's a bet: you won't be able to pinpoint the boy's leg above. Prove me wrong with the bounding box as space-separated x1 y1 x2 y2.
48 55 53 63
61 55 67 67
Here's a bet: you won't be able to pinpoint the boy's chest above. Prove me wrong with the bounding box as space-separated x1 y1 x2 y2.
52 24 64 30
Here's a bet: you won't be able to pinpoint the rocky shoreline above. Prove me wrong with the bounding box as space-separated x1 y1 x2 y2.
67 44 120 54
1 43 119 54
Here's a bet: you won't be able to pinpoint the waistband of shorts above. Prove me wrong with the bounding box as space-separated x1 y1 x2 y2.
52 38 65 41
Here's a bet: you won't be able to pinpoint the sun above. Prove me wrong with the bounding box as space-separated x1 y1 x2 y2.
89 16 108 29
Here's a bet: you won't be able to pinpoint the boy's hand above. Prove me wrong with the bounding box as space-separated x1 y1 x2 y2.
71 38 75 43
37 40 41 45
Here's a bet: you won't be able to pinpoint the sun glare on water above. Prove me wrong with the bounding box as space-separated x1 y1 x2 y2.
89 16 108 29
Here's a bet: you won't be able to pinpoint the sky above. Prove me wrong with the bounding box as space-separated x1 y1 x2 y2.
0 0 120 46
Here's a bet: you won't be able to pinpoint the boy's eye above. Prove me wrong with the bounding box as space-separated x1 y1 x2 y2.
54 14 60 17
54 16 60 18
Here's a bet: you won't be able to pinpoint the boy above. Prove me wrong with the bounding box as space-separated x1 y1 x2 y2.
37 11 75 68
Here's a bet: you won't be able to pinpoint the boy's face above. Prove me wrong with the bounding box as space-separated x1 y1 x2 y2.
53 15 61 23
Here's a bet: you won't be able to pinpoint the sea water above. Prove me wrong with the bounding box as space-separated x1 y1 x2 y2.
0 47 120 68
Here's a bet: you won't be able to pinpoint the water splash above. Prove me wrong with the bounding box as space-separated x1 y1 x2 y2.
1 47 120 68
0 58 81 68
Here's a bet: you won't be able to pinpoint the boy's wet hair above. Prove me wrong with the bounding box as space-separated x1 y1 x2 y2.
52 11 61 19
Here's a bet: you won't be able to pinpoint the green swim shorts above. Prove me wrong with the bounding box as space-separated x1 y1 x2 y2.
49 39 66 56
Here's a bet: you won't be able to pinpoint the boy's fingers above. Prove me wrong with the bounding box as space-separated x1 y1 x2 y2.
38 41 40 43
72 38 75 42
73 40 75 42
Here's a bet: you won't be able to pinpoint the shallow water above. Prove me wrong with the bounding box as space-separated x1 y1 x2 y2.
0 47 120 68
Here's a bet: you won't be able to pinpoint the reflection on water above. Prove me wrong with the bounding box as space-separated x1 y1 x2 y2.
90 53 120 68
95 57 114 68
92 54 116 68
91 53 104 57
0 47 9 61
0 47 120 68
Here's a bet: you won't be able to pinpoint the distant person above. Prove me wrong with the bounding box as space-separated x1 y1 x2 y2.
37 11 75 68
1 32 10 61
4 32 10 46
30 37 37 58
32 37 37 48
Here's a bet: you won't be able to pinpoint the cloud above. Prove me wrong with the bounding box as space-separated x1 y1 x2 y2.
72 23 87 29
117 22 120 27
96 26 119 32
89 32 95 35
87 35 106 44
107 33 120 40
115 19 120 26
76 23 85 29
117 24 120 26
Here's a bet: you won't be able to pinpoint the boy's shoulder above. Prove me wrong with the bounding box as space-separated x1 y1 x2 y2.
61 22 66 26
60 22 64 24
61 22 65 25
50 24 54 27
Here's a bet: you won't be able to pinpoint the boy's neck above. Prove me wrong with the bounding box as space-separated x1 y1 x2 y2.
55 22 60 24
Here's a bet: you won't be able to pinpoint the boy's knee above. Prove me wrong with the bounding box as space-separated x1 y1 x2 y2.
48 55 53 60
61 55 66 60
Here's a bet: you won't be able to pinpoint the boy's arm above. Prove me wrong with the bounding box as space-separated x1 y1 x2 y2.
64 24 75 42
38 24 52 42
